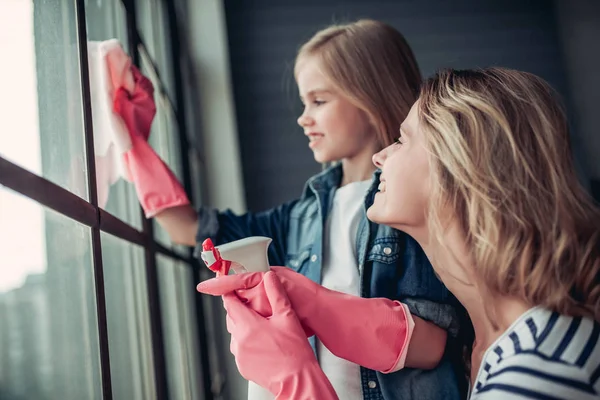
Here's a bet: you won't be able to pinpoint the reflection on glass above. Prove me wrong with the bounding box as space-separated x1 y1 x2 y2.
136 0 175 99
0 0 88 199
157 255 204 399
100 232 155 399
0 187 102 399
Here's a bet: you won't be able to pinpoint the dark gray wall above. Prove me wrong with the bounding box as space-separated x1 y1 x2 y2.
555 0 600 200
224 0 575 212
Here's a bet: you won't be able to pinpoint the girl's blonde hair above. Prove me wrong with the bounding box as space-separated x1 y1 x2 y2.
419 68 600 321
295 19 422 147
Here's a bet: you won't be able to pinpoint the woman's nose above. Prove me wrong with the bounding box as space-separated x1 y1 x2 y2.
372 147 388 169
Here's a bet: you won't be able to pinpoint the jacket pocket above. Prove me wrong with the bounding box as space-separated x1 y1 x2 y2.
367 237 401 264
285 245 313 273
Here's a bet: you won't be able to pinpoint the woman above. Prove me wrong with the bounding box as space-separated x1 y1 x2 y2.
199 67 600 399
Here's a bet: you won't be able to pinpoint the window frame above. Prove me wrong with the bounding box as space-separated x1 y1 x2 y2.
0 0 211 398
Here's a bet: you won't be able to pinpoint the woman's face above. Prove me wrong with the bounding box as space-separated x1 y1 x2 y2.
367 101 431 236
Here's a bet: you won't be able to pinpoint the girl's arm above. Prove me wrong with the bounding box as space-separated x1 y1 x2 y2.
155 205 199 246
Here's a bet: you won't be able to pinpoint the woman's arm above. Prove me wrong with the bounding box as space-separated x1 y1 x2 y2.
404 317 447 370
198 267 448 373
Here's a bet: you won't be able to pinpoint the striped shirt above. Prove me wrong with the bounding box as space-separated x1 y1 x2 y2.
470 307 600 399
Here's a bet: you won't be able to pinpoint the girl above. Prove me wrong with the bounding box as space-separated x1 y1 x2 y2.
117 20 466 399
199 67 600 399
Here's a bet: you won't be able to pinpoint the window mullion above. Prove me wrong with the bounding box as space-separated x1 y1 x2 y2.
74 0 113 398
123 0 170 398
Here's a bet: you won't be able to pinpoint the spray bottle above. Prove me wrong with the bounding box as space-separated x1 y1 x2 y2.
200 236 272 276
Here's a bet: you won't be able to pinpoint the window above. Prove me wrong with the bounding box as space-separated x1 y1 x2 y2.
0 188 102 399
0 0 209 399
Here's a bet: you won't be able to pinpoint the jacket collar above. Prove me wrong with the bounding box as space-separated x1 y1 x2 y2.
301 164 343 199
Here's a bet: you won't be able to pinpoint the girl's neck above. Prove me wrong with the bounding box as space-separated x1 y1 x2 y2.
339 150 378 187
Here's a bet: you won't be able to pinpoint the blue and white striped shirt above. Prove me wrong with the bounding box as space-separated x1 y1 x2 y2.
471 307 600 399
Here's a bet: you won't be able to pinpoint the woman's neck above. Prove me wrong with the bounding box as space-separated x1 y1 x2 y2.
413 222 531 377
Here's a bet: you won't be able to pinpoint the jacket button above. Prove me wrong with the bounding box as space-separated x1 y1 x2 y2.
383 247 392 255
368 380 377 389
310 254 318 262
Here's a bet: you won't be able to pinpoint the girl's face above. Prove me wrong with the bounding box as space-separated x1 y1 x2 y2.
296 57 379 164
367 101 431 236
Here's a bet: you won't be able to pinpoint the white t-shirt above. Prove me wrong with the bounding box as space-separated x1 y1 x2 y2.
316 179 372 399
247 180 371 400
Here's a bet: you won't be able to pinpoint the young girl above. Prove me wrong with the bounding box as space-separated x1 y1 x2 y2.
199 67 600 399
117 20 466 399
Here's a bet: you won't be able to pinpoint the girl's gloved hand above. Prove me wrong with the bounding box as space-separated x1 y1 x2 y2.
197 266 418 373
113 66 155 143
222 271 338 399
112 65 190 218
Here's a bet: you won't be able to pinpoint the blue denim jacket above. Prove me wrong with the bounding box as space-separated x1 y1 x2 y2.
195 164 467 400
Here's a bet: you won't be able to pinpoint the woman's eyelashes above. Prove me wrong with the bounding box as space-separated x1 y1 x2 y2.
394 135 404 145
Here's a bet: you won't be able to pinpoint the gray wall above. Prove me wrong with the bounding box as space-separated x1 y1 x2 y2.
223 0 585 212
555 0 600 198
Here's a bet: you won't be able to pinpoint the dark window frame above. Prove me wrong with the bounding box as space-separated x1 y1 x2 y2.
0 0 212 398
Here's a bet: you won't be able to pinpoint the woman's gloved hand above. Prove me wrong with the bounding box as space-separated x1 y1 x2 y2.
197 266 416 373
222 271 338 399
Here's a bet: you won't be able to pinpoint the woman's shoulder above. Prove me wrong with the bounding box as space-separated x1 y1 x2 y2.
473 308 600 399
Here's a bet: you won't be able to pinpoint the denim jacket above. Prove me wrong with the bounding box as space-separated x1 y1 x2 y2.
195 164 467 400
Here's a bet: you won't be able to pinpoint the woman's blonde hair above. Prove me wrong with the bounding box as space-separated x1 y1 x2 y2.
419 68 600 321
295 19 421 147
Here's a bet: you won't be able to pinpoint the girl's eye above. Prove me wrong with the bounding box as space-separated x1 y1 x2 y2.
313 99 325 106
394 136 404 145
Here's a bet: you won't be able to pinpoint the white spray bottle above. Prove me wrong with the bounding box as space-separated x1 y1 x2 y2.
200 236 272 276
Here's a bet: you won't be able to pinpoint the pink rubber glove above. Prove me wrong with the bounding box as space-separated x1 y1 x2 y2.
223 271 338 400
197 266 415 373
113 66 190 218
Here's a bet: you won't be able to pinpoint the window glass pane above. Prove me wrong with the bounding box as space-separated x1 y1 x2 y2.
0 187 102 399
85 0 143 229
136 0 157 61
0 1 88 200
155 0 175 101
101 232 156 399
85 0 129 51
157 255 204 399
136 0 175 99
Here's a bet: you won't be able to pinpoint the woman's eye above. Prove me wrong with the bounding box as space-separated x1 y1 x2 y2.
394 136 404 145
313 99 325 106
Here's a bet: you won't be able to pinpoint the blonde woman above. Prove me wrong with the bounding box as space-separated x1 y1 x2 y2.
199 67 600 399
116 20 467 399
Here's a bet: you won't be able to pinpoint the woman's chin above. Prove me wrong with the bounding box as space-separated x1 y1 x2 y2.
366 202 384 224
